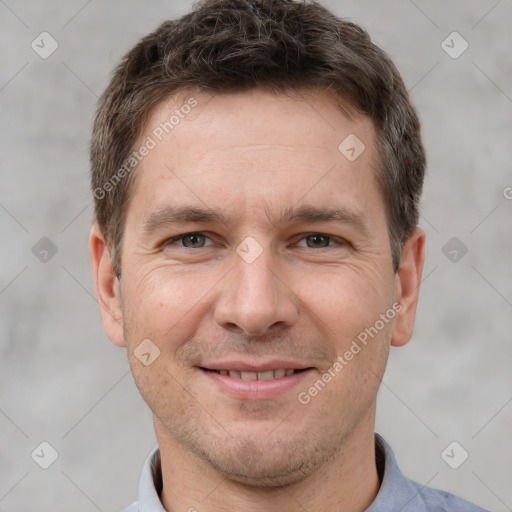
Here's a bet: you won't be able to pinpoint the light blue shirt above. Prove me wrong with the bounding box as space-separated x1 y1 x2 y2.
122 433 488 511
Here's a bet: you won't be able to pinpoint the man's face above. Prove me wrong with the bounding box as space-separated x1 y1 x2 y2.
101 89 409 485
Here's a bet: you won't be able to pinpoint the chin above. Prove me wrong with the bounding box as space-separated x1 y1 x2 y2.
207 454 318 488
192 435 334 489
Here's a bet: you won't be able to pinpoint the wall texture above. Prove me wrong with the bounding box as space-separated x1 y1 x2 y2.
0 1 510 510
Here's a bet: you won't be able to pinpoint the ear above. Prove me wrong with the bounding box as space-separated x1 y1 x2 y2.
391 227 426 347
89 223 125 347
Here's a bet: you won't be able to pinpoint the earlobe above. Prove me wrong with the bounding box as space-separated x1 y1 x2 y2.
390 227 426 347
89 223 125 347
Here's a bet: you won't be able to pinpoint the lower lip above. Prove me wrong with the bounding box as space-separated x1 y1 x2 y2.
199 368 315 400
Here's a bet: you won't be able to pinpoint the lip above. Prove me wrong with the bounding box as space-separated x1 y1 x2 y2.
198 366 316 400
200 360 312 372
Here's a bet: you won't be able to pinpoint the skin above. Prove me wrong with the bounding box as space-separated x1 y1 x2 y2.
90 88 425 512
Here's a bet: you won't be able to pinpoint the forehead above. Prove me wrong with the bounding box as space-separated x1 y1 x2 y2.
128 88 381 225
143 88 375 157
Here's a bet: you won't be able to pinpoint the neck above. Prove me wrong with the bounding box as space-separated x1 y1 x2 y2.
156 410 380 512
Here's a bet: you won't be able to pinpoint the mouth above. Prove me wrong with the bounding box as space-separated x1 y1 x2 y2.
200 367 310 380
198 365 315 400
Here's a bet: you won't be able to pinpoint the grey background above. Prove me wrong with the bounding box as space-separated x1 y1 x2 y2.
0 0 511 511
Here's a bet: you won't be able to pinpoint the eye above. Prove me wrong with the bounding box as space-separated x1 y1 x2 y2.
163 232 347 251
294 233 345 249
165 232 214 249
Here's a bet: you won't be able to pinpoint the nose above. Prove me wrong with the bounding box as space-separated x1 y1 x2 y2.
213 243 299 337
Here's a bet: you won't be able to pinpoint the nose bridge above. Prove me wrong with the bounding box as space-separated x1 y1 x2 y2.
214 237 298 336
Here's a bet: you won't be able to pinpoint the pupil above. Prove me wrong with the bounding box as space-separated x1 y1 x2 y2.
185 234 203 247
309 235 328 248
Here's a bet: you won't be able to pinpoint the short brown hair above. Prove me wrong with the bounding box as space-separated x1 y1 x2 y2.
90 0 425 276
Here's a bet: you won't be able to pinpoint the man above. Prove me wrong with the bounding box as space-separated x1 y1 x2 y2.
89 0 488 510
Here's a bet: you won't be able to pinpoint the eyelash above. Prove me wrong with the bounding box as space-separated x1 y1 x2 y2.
163 232 348 250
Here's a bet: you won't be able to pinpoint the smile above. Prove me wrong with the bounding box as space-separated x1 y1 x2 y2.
199 366 315 400
201 368 308 380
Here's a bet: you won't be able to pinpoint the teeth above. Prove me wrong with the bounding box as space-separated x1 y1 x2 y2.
257 370 274 380
213 369 301 380
241 371 258 380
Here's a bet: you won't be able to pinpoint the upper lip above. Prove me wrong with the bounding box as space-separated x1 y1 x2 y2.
200 360 313 372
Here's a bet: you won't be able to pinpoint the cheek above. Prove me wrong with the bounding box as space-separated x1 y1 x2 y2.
128 351 192 425
296 263 392 342
121 266 217 353
295 263 394 401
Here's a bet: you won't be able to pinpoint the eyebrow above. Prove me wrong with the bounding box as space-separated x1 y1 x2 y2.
142 204 371 238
